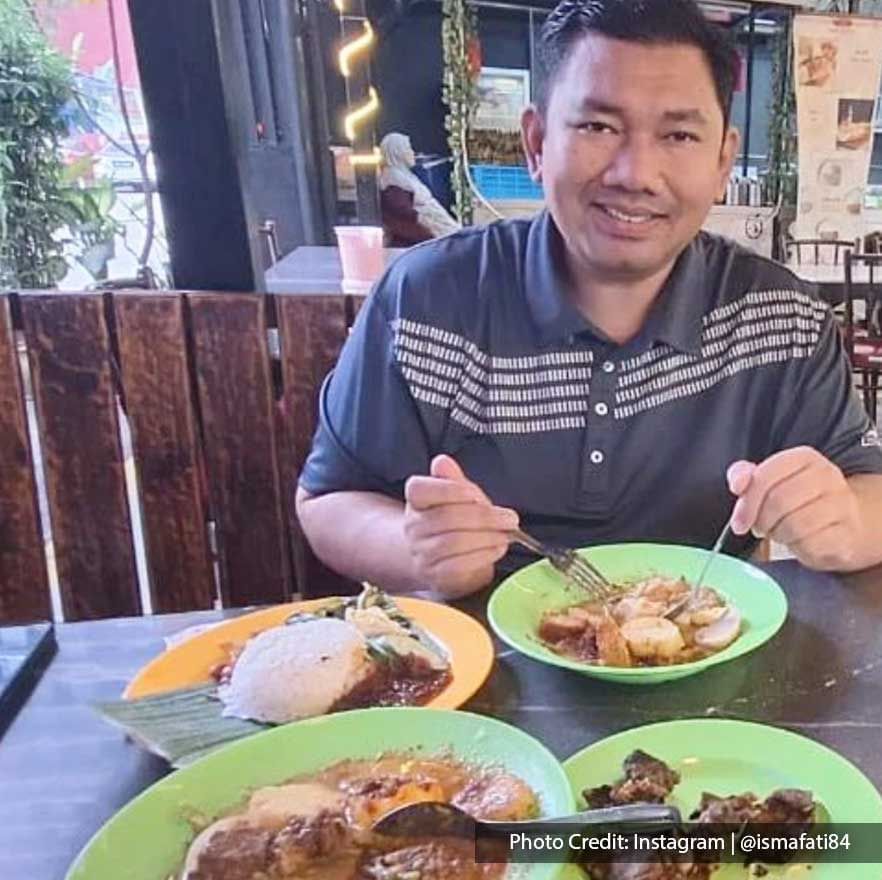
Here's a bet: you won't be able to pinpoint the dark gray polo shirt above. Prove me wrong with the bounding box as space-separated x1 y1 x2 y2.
300 211 882 572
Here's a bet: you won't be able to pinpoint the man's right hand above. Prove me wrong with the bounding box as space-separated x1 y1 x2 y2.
403 454 519 598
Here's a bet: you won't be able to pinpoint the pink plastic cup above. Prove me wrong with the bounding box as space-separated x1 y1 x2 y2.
334 225 385 293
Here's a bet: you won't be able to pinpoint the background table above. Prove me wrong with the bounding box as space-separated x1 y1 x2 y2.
787 259 878 306
2 559 882 880
264 245 405 294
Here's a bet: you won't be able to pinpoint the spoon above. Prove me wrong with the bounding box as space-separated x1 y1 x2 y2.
664 519 733 621
372 800 682 839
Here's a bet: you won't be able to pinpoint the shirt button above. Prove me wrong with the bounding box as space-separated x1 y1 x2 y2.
602 360 615 373
590 450 604 465
594 402 609 417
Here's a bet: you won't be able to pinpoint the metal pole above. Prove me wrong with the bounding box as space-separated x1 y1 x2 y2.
528 8 535 101
742 6 755 177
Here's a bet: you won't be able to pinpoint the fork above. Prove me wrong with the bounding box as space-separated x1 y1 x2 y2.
511 528 618 603
664 519 733 620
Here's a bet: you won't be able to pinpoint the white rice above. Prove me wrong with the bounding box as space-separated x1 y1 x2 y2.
218 618 372 724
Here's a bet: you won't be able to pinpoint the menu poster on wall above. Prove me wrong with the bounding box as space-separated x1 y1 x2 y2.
474 68 531 132
792 13 882 246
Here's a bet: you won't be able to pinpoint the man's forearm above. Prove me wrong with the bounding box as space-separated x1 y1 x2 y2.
295 487 419 591
848 473 882 570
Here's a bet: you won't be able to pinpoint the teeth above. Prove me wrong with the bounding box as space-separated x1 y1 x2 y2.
603 206 653 224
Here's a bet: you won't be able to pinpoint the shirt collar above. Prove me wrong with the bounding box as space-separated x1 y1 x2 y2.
524 211 594 346
523 211 707 356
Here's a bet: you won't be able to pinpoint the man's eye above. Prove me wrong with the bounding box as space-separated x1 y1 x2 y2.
577 121 617 134
666 131 700 143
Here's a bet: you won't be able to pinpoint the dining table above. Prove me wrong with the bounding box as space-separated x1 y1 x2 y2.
2 558 882 880
786 259 878 307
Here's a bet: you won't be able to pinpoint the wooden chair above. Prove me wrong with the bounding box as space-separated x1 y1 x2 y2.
864 231 882 255
786 236 859 266
0 289 365 625
843 252 882 424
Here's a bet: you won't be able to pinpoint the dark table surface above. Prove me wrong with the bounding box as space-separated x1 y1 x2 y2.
3 559 882 880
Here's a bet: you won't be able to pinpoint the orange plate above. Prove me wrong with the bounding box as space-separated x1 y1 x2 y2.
125 597 494 710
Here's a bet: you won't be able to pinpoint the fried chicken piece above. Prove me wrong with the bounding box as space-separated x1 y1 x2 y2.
692 792 759 824
692 788 815 866
596 610 633 667
583 750 680 807
270 809 352 874
756 789 815 825
621 751 681 799
584 784 616 809
584 859 712 879
360 841 488 880
184 820 272 880
634 577 690 605
692 789 814 827
539 611 591 642
452 770 538 821
612 597 668 625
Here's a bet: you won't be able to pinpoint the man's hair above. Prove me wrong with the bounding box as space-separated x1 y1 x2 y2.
535 0 738 125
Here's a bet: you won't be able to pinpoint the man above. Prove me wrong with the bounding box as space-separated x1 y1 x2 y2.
297 0 882 598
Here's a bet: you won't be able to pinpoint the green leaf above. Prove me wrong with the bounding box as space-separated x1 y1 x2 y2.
94 685 266 768
0 0 74 285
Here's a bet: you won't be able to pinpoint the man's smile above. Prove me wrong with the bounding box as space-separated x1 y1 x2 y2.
590 200 669 237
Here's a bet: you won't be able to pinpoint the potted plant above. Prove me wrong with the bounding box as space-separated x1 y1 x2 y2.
57 171 123 281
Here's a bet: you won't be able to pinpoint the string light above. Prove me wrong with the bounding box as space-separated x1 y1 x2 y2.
344 87 380 141
350 147 382 166
335 0 380 171
338 21 374 77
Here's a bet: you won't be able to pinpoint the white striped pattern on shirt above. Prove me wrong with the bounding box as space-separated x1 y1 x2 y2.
614 290 825 418
393 318 594 434
390 289 826 433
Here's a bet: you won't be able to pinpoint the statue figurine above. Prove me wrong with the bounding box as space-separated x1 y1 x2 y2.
378 132 461 246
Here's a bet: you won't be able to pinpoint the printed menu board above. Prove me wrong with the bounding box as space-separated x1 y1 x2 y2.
793 13 882 243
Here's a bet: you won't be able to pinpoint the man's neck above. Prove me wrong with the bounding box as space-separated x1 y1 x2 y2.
567 257 677 345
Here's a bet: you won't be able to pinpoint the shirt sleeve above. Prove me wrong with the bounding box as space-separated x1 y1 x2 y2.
772 308 882 475
297 289 432 498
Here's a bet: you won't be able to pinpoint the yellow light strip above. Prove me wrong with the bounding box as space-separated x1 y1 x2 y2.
350 147 382 167
339 20 374 76
333 0 345 11
344 87 380 141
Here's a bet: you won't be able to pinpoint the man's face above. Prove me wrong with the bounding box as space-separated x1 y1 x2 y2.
523 35 739 284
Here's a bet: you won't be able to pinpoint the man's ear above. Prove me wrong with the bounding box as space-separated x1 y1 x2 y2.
521 104 545 183
717 126 741 199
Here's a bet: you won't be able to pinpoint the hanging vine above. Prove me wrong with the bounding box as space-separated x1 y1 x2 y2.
442 0 479 224
765 14 797 209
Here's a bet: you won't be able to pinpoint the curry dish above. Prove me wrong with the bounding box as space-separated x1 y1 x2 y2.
179 753 538 880
538 576 741 668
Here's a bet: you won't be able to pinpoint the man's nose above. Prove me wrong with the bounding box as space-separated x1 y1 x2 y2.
601 134 663 194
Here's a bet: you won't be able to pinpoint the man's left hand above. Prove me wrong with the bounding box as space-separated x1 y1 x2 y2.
727 446 864 571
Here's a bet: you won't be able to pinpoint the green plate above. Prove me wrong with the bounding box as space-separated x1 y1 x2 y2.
66 707 575 880
488 543 788 684
563 719 882 879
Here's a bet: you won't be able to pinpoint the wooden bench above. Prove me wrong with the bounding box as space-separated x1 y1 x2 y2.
0 289 365 624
